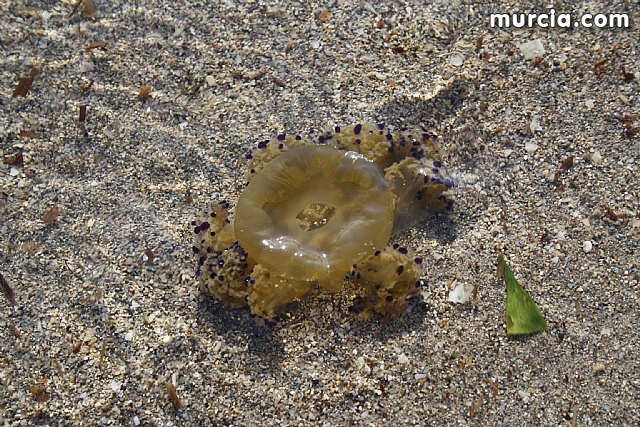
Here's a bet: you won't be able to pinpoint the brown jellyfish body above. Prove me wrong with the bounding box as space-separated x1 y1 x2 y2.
195 124 453 321
234 145 394 291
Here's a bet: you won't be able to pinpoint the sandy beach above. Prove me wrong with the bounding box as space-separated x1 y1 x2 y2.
1 1 639 425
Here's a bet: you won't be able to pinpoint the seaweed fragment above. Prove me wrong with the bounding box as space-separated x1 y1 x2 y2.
498 255 547 336
0 272 16 305
12 67 38 98
166 379 183 410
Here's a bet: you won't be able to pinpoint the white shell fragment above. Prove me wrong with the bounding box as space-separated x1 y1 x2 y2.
525 141 539 153
529 118 543 133
591 150 603 165
447 282 474 304
519 39 545 60
449 54 464 67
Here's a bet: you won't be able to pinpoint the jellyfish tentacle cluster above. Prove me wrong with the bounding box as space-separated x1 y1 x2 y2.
194 123 453 321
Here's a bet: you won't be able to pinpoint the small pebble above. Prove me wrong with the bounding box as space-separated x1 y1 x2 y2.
83 328 96 341
519 39 545 60
449 54 464 67
518 389 531 402
397 353 409 364
79 61 95 73
525 141 539 153
591 150 603 165
363 2 377 15
585 99 595 108
529 118 542 133
594 363 605 374
583 240 593 253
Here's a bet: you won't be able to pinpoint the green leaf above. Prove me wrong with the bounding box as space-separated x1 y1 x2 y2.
498 255 547 336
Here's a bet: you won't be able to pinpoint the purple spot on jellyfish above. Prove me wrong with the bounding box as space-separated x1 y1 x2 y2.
354 124 362 134
335 126 341 133
414 257 423 264
433 160 441 168
444 178 453 188
258 140 269 149
277 134 286 141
